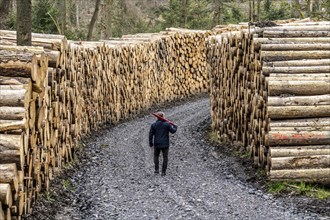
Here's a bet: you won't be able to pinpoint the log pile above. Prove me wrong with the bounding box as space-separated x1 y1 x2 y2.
207 21 330 184
0 29 210 219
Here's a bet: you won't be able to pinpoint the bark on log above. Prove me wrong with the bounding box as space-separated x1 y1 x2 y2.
0 107 26 120
0 164 18 195
263 25 330 31
266 130 330 146
0 183 12 207
269 118 330 127
270 146 330 157
264 59 330 67
270 168 330 184
268 74 330 80
271 155 330 169
263 30 330 38
268 105 330 119
261 43 330 51
261 50 330 61
263 66 330 74
0 119 28 132
268 80 330 96
268 95 330 106
0 134 24 170
270 126 330 131
0 86 31 108
253 38 330 48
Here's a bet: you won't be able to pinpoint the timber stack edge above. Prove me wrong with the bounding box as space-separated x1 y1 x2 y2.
0 28 210 219
207 20 330 185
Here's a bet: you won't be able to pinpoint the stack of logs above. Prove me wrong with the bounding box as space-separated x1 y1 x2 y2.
207 20 330 184
0 28 210 219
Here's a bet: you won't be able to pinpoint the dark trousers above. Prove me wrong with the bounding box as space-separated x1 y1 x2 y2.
154 147 169 174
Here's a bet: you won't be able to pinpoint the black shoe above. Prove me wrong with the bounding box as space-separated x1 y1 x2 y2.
154 170 159 174
161 173 166 176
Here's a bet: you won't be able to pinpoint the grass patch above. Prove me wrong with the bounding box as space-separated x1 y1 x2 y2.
62 180 74 192
256 168 267 178
268 181 286 193
209 131 219 143
267 181 330 200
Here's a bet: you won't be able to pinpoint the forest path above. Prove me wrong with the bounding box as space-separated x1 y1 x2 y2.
30 97 322 220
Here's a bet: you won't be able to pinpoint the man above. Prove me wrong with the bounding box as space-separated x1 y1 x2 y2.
149 112 177 176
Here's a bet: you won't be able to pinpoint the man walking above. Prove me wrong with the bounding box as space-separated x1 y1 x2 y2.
149 112 177 176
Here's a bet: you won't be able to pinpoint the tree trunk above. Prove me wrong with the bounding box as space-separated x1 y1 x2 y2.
270 146 330 157
57 0 66 34
268 80 330 96
268 95 330 106
269 118 330 127
181 0 188 28
103 0 114 39
87 0 101 40
293 0 304 18
16 0 31 46
256 0 261 21
0 0 11 29
271 155 330 169
75 0 80 28
266 130 330 146
212 0 221 27
270 168 330 184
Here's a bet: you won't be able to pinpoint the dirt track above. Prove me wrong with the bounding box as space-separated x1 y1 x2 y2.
29 97 328 220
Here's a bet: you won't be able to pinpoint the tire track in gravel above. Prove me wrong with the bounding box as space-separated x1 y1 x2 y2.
30 97 324 220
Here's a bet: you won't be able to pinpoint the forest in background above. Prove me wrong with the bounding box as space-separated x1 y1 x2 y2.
0 0 329 40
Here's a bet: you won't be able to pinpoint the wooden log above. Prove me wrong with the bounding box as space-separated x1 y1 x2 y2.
261 50 330 61
263 25 330 31
270 126 330 131
0 52 34 77
0 119 28 132
0 134 24 170
0 202 4 220
263 30 330 38
271 155 330 170
0 107 26 120
268 95 330 106
0 164 18 195
0 87 31 108
264 59 330 67
270 146 330 157
268 74 330 80
261 43 330 51
263 66 330 74
266 130 330 146
270 118 330 127
268 80 330 96
268 105 330 119
0 45 59 68
0 183 12 207
0 76 31 85
253 38 330 48
270 168 330 184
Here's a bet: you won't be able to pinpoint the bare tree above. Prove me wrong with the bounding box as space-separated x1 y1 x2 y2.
101 0 114 39
0 0 12 29
57 0 66 34
256 0 261 21
181 0 188 28
212 0 221 27
17 0 31 46
87 0 101 40
294 0 304 18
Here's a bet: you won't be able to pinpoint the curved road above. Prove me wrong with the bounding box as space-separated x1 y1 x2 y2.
30 97 323 220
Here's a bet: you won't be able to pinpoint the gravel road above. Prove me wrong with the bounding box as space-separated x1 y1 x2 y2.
29 97 328 220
